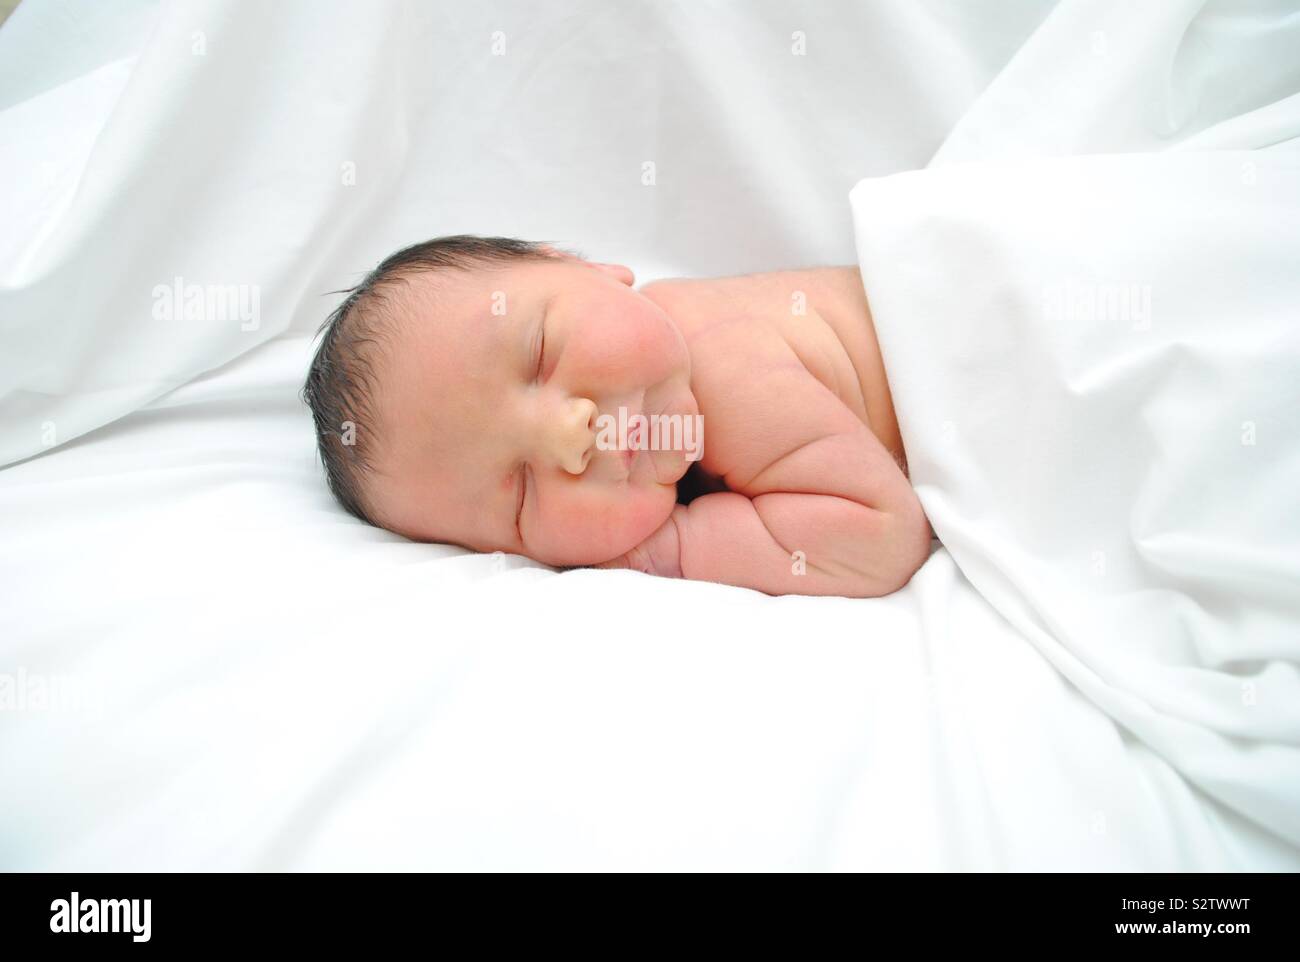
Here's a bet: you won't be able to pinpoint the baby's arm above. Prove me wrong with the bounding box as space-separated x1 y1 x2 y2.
599 298 931 597
602 428 930 597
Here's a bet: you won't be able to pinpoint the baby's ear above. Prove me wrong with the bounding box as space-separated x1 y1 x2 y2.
539 244 634 286
582 261 635 286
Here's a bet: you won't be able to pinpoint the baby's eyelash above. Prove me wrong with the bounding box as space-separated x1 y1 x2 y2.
515 464 527 537
535 323 546 380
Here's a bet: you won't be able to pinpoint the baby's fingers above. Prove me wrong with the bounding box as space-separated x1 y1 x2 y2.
593 545 652 574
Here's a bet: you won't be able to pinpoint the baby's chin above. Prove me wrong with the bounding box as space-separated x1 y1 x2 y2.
643 389 703 486
646 444 690 486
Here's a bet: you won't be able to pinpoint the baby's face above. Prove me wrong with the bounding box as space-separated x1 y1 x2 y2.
369 256 698 566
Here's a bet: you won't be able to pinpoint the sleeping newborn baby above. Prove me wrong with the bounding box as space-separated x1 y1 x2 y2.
303 235 933 597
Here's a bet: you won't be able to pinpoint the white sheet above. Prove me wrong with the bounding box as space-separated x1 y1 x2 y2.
0 0 1054 470
850 0 1300 853
4 335 1286 871
3 0 1297 870
853 148 1300 852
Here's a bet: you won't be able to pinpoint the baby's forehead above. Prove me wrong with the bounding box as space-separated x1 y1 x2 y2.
382 267 516 353
374 267 531 438
384 260 574 374
368 271 521 526
402 259 554 308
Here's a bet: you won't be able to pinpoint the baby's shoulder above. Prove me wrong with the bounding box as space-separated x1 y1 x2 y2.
640 268 844 325
639 268 862 358
641 275 777 355
639 272 867 486
640 270 866 409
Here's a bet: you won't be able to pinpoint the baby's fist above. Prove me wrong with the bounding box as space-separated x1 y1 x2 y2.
593 508 683 579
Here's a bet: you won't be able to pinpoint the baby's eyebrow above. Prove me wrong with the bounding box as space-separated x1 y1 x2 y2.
486 292 532 378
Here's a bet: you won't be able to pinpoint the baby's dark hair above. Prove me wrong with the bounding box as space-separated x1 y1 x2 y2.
301 234 563 525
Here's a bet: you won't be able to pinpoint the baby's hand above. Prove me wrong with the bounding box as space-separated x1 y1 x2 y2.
594 508 684 579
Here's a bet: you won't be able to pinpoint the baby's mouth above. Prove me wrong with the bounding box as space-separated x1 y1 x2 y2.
623 420 641 478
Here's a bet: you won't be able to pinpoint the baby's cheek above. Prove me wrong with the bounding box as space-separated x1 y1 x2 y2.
580 306 680 384
542 485 674 565
632 315 687 380
581 327 657 383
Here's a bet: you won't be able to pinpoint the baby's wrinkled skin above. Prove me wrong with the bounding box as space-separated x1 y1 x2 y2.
369 251 933 597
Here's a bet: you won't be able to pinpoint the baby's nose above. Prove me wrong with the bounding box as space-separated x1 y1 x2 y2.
554 397 598 475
